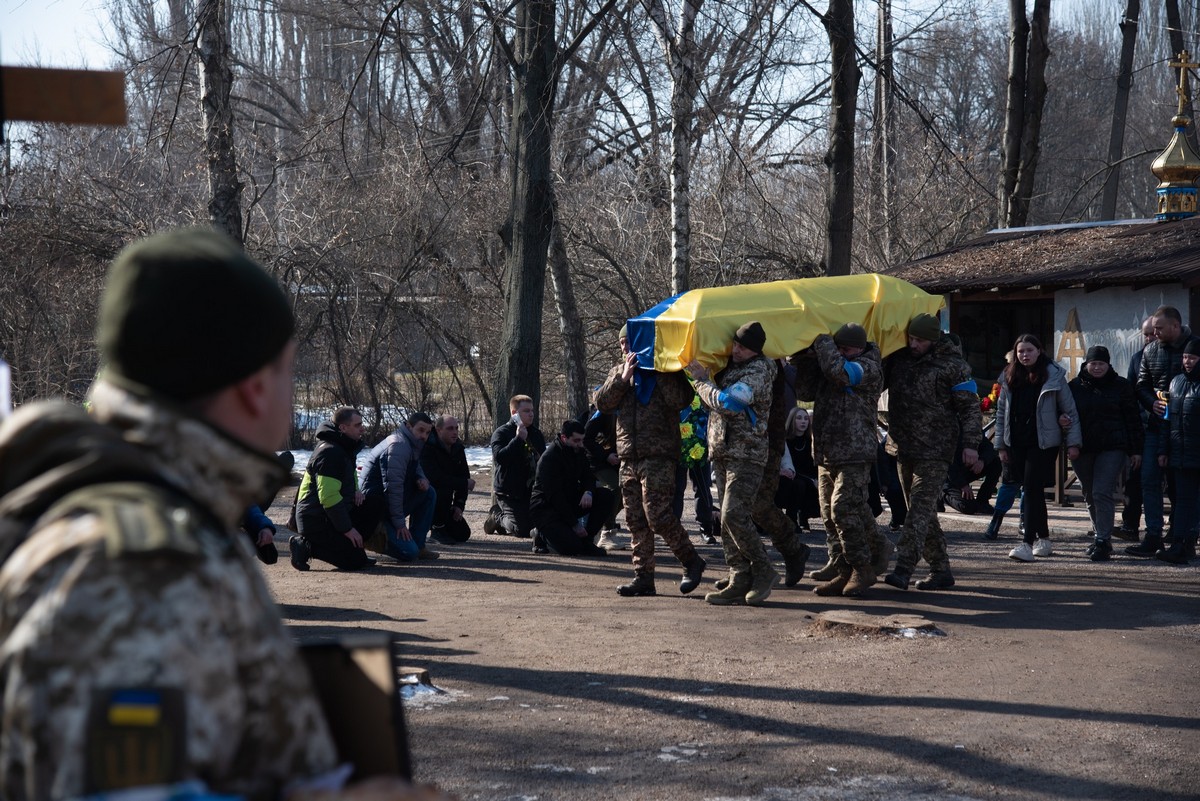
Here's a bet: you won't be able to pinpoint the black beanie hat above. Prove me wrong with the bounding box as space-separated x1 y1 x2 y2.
1084 345 1110 364
1184 338 1200 357
833 323 868 350
97 227 295 401
734 321 767 354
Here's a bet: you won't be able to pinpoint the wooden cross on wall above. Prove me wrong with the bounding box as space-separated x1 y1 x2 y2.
0 66 126 134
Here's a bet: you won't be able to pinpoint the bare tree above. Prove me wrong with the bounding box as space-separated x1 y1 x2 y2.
197 0 243 241
998 0 1052 228
823 0 859 275
1100 0 1139 220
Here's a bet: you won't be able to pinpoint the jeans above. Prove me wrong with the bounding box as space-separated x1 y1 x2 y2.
1141 429 1168 535
993 480 1024 516
1072 450 1128 541
384 485 437 560
1004 445 1057 542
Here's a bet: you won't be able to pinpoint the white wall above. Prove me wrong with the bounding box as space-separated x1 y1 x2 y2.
1053 285 1189 378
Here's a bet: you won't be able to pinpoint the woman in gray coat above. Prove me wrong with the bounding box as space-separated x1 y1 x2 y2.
994 334 1081 561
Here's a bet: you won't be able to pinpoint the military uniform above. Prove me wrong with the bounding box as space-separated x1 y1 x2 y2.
884 336 982 580
595 364 701 583
751 364 810 584
0 381 337 800
792 335 884 578
694 353 777 595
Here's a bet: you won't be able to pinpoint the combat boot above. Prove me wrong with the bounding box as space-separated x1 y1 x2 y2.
289 535 311 572
915 570 955 590
810 558 842 581
616 573 657 597
883 569 911 590
705 575 751 605
813 567 851 596
983 511 1004 541
783 543 810 587
1154 540 1190 565
745 565 779 606
679 556 707 594
842 564 876 597
871 536 894 575
1125 532 1163 557
482 505 501 536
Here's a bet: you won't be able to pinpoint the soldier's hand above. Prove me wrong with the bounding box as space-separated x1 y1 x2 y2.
780 467 795 480
573 523 587 537
685 360 709 381
1159 454 1169 467
580 491 593 510
997 448 1009 464
344 527 364 548
1067 446 1080 461
354 490 365 506
1130 454 1142 470
1058 413 1071 429
1153 399 1168 417
621 351 638 382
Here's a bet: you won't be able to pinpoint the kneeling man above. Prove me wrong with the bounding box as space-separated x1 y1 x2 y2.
530 420 615 556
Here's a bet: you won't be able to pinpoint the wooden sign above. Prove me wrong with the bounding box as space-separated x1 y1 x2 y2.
1 66 126 126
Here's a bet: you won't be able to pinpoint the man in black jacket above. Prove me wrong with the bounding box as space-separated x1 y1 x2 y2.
530 420 614 556
423 414 475 544
293 407 374 570
1130 306 1199 556
485 394 546 540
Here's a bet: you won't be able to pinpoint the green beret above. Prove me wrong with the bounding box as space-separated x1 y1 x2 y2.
97 227 295 401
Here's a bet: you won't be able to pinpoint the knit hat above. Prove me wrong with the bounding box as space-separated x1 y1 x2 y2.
907 313 942 342
1084 345 1110 364
734 321 766 354
619 324 628 340
1184 339 1200 356
97 227 295 401
833 323 867 350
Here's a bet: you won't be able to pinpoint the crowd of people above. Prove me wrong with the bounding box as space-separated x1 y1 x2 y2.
0 226 1195 797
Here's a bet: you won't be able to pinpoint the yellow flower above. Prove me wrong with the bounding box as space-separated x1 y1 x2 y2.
679 422 693 438
690 396 701 410
688 443 706 461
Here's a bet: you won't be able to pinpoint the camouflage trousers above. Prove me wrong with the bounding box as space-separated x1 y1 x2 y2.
621 457 699 576
713 458 772 580
753 450 807 560
817 463 876 568
896 458 951 573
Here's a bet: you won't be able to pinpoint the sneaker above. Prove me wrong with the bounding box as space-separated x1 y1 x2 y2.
288 535 311 571
1089 539 1112 562
1032 538 1053 558
700 531 718 544
1113 526 1140 542
597 531 629 551
1008 542 1035 562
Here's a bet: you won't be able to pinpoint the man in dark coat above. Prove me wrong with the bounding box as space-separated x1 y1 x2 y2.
1129 306 1199 556
485 394 546 541
294 406 374 570
530 420 614 557
423 414 475 544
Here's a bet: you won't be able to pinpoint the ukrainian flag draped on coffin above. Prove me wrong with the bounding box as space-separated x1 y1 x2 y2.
626 274 945 373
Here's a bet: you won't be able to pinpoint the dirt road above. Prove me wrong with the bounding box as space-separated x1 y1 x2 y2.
265 476 1199 801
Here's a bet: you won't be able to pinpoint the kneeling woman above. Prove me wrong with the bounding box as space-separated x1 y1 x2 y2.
993 334 1081 561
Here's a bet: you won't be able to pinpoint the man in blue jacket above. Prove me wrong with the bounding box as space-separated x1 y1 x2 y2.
362 411 438 561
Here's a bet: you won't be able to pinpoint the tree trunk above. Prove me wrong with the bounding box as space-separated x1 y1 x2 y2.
547 188 589 421
1009 0 1051 228
197 0 243 243
1164 0 1199 152
493 0 557 426
870 0 896 266
823 0 858 276
998 0 1029 226
1100 0 1139 220
646 0 703 296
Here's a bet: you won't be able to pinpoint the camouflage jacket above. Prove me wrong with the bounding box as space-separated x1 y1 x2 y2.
0 380 336 801
791 335 883 466
594 364 693 463
883 336 983 463
694 354 776 463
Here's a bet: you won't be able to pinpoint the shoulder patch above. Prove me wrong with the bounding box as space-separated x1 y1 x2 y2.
39 482 207 559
